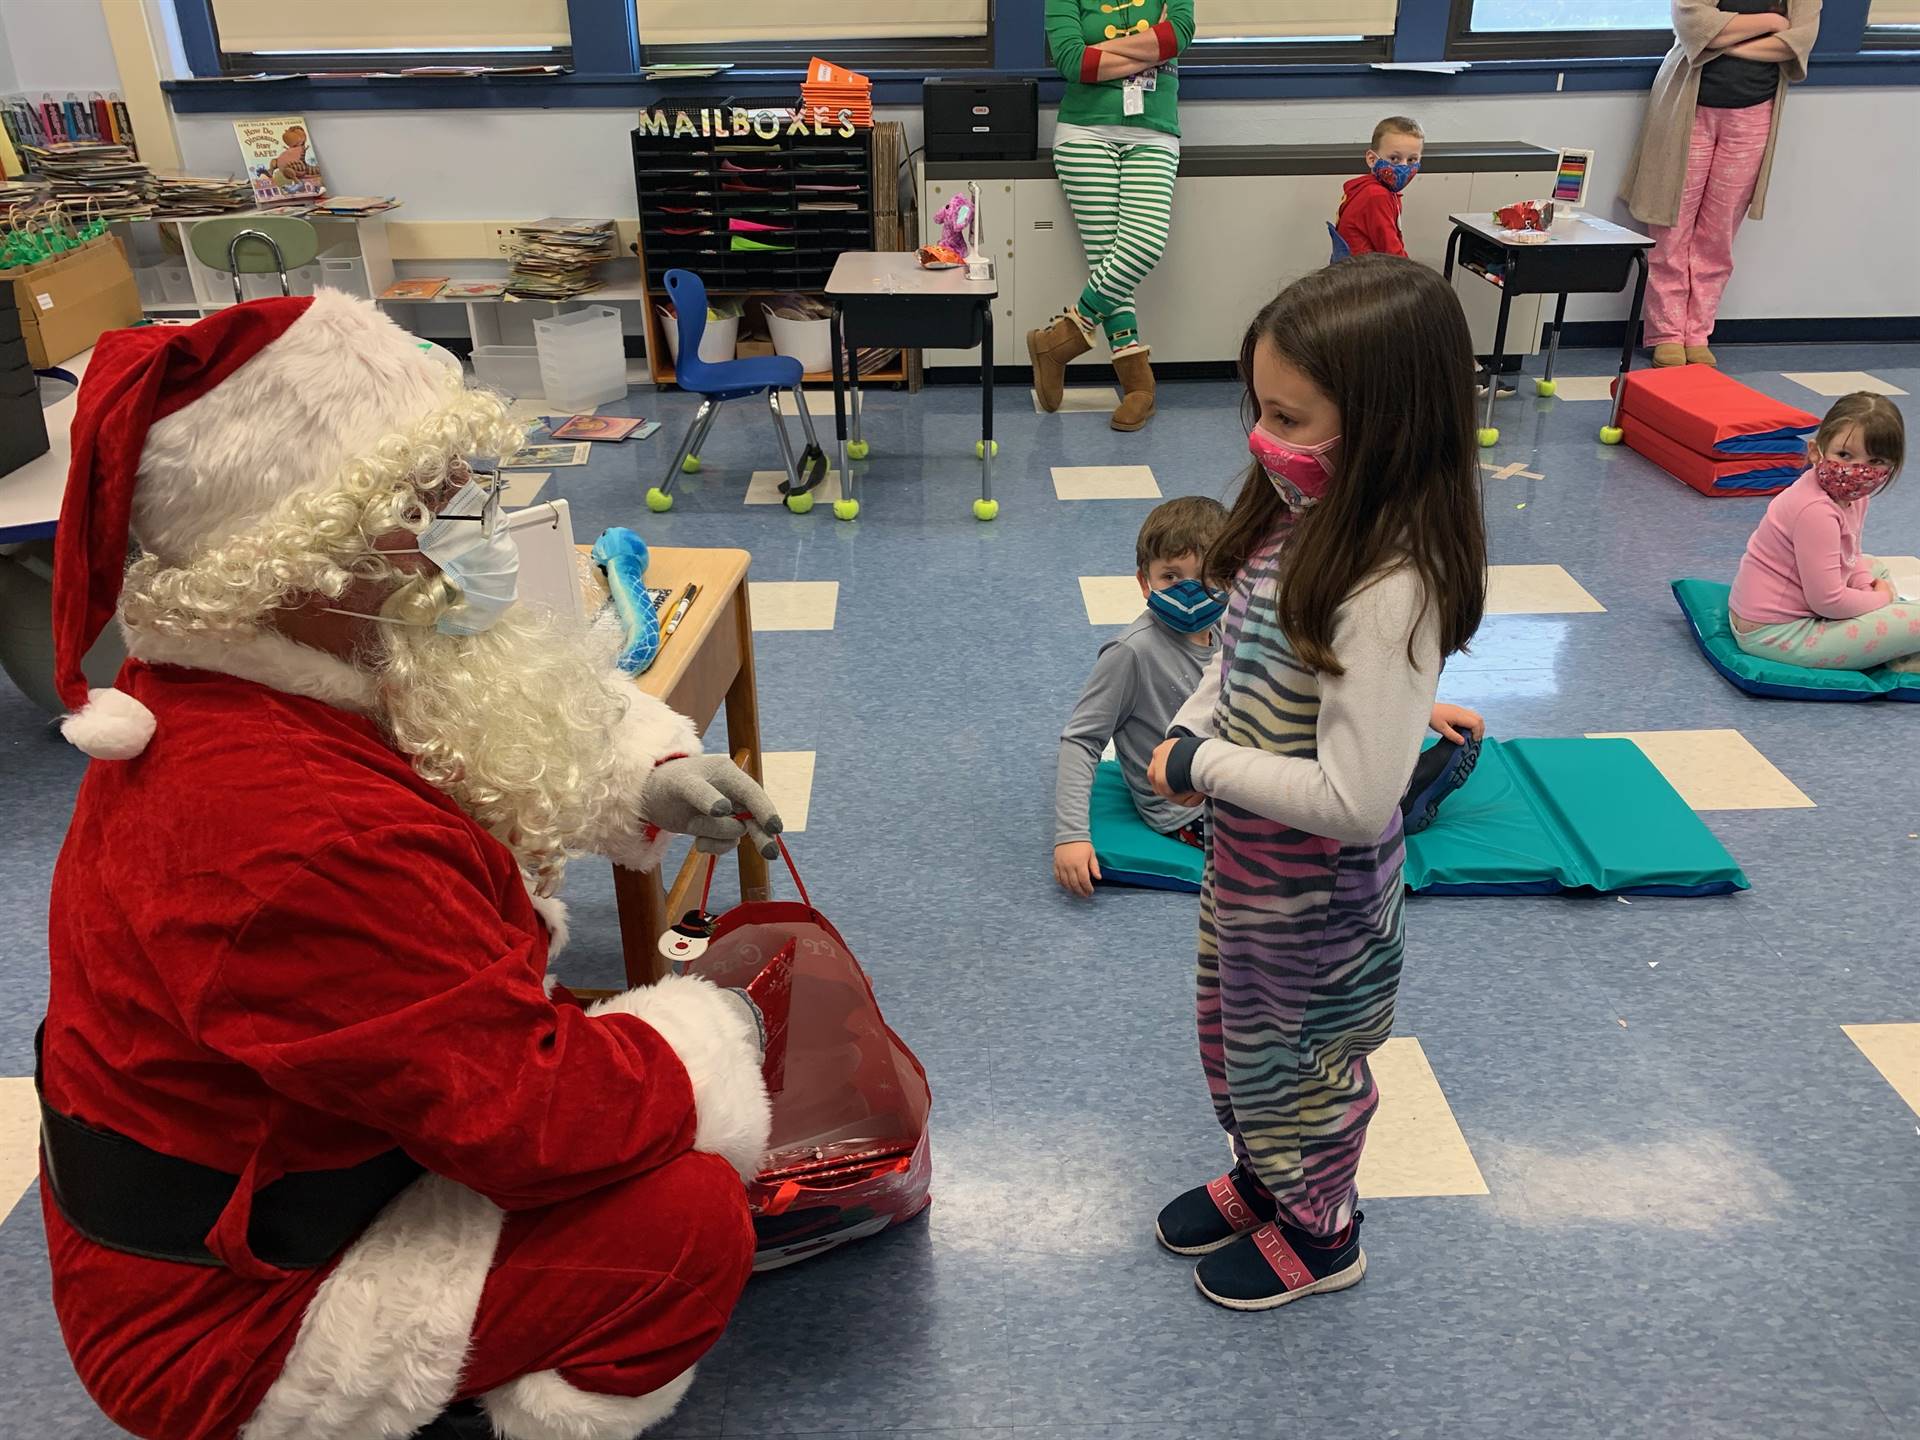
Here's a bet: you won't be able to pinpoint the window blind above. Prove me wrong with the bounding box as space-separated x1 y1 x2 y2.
636 0 990 46
1195 1 1399 40
1866 0 1920 23
210 0 571 52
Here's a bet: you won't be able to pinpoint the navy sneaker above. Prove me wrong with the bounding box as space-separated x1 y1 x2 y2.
1193 1211 1367 1311
1401 732 1482 836
1154 1164 1277 1256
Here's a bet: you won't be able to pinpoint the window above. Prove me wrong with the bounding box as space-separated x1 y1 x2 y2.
203 0 572 74
1447 0 1675 60
634 0 993 69
1188 0 1395 63
1864 0 1920 48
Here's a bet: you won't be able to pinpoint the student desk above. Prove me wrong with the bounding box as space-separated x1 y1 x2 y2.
1441 212 1654 448
825 251 1000 522
581 544 770 988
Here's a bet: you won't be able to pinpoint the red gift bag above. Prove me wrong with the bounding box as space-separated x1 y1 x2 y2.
663 843 933 1270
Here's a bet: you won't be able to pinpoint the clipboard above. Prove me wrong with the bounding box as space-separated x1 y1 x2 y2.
504 498 585 629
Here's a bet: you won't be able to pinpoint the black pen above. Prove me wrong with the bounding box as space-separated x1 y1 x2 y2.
662 583 699 638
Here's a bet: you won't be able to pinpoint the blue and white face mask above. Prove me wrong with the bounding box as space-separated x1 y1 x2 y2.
1371 157 1420 193
324 476 520 636
1146 578 1226 634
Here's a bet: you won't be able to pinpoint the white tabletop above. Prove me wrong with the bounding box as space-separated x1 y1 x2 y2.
826 251 999 299
0 347 92 544
1447 210 1654 250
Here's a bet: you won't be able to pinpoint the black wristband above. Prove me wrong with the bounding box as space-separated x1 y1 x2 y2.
1165 736 1205 795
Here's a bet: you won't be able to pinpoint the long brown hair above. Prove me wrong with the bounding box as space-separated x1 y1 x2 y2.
1815 391 1905 484
1207 255 1487 675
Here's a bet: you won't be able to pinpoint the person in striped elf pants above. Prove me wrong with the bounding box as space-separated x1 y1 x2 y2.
1031 0 1193 432
1146 257 1488 1311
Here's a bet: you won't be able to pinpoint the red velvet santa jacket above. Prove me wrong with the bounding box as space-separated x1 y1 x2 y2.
40 649 768 1439
1335 174 1406 258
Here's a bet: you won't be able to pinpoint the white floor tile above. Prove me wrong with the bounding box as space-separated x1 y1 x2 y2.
1034 387 1121 414
500 471 550 508
1843 1023 1920 1118
1078 575 1146 626
1485 564 1606 614
761 751 816 833
749 581 839 632
1356 1038 1488 1199
1585 728 1814 810
0 1078 35 1222
1543 375 1617 403
1780 371 1908 398
778 389 834 418
1051 465 1161 501
745 470 844 505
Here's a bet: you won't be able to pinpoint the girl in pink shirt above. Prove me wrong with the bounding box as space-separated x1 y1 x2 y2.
1729 392 1914 671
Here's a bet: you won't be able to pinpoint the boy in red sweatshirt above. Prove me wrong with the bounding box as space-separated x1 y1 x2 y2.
1335 115 1423 258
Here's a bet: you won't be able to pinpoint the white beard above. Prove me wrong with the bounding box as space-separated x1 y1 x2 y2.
372 605 629 892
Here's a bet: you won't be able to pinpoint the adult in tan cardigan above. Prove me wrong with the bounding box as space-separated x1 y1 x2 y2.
1621 1 1819 367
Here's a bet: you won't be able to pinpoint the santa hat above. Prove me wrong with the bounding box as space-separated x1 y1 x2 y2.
54 290 456 759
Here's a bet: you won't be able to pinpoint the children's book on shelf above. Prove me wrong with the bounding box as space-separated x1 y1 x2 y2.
442 279 509 298
233 115 324 204
379 277 448 301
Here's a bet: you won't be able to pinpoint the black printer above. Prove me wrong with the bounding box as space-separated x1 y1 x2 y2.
922 78 1038 164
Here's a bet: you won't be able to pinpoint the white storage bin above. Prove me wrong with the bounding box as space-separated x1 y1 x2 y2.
135 266 168 308
534 305 626 410
767 313 831 374
156 264 195 303
315 248 369 298
658 307 739 366
471 344 546 398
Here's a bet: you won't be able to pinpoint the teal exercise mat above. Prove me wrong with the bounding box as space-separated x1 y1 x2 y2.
1089 760 1204 893
1672 577 1920 702
1404 737 1749 897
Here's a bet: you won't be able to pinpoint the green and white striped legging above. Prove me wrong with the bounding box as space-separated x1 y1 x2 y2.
1053 136 1179 353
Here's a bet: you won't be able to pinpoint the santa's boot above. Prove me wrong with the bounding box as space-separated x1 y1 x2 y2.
1111 347 1156 432
412 1400 493 1438
1027 311 1093 412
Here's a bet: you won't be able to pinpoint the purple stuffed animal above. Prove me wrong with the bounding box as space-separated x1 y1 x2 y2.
933 191 973 258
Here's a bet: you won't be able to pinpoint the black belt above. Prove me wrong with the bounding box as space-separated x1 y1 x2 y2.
35 1024 423 1269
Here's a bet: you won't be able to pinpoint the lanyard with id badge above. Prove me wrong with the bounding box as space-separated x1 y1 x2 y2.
1123 62 1164 116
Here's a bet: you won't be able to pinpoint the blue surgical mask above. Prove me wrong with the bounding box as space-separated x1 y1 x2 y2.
1372 157 1419 193
1146 578 1226 634
325 478 520 635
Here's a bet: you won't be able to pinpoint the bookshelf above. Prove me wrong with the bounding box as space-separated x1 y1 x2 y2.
630 118 903 388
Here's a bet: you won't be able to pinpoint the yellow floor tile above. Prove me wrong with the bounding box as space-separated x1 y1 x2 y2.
777 390 833 417
1051 465 1161 501
1356 1037 1489 1199
1 1077 35 1222
1780 371 1908 398
748 581 839 632
1543 375 1617 403
1585 728 1814 810
1078 575 1146 626
1485 564 1606 615
1034 387 1121 414
746 470 844 506
500 471 550 508
760 751 816 833
1844 1023 1920 1117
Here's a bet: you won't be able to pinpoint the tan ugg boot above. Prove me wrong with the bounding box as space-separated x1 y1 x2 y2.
1651 343 1686 367
1685 345 1717 366
1028 313 1093 412
1111 347 1156 432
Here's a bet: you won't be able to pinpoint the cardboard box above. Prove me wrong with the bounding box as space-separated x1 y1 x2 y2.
7 236 143 369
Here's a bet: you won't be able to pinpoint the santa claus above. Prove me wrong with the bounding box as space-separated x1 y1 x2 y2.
36 292 785 1439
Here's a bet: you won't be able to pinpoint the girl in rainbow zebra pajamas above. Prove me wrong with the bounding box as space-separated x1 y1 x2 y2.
1147 256 1488 1311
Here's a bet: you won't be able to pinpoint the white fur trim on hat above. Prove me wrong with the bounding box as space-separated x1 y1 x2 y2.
241 1174 505 1440
587 975 771 1182
133 289 455 567
482 1366 695 1440
59 686 157 760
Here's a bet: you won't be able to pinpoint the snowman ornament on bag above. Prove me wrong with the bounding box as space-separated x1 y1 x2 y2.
659 910 718 971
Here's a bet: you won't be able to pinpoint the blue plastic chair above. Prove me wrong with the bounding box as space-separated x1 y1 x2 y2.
649 269 827 513
1326 221 1353 265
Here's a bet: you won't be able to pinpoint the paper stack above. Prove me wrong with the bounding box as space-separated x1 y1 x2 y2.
151 174 252 218
22 141 153 220
508 217 617 299
310 195 398 217
800 58 872 130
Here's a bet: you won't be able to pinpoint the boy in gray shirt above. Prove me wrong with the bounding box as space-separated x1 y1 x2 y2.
1055 497 1228 898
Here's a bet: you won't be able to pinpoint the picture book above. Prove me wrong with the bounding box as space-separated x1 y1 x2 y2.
506 442 592 468
233 115 324 204
551 414 645 442
380 277 448 301
442 279 509 298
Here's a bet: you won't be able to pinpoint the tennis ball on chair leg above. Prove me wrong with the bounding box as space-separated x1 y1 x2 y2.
1599 424 1624 445
645 487 674 513
974 439 999 459
847 440 870 460
973 498 1000 522
1477 427 1499 447
785 490 816 514
681 455 702 474
833 498 860 521
1535 378 1557 397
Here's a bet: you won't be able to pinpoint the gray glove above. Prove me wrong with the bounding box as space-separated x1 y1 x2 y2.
639 755 783 857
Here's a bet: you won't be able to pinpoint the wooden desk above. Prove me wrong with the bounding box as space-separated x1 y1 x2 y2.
583 545 768 988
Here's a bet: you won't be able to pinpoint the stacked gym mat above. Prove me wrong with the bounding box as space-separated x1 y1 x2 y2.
1617 367 1817 497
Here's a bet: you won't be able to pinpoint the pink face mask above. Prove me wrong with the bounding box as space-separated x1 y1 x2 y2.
1249 426 1340 510
1814 456 1893 504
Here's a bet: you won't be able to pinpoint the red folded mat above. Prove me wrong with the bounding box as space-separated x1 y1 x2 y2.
1623 419 1804 498
1615 366 1818 458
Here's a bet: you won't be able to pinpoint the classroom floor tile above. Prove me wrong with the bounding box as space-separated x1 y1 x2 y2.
1543 375 1617 402
500 471 550 507
1051 465 1161 501
1078 575 1145 626
1780 370 1908 397
0 1078 35 1222
748 581 838 631
1356 1037 1489 1200
1586 728 1815 810
745 469 844 505
1034 387 1121 414
761 751 816 833
1843 1024 1920 1117
778 389 833 417
1485 563 1606 614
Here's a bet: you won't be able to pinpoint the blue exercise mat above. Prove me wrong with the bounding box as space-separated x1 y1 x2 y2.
1673 578 1920 702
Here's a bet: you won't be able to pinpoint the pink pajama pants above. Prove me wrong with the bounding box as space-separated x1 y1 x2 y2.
1642 100 1774 349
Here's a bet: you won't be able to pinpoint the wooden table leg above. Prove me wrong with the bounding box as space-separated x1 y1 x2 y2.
728 580 772 905
613 862 669 988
